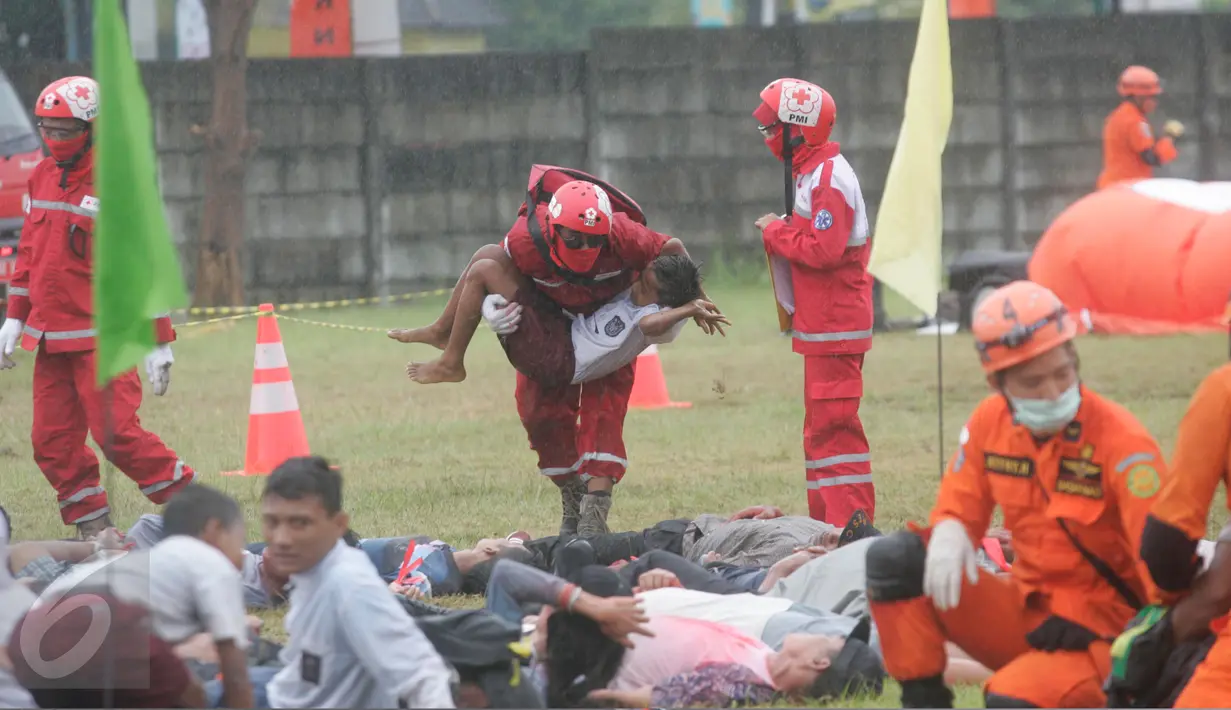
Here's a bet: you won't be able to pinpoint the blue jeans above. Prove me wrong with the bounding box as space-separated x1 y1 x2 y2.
204 665 281 708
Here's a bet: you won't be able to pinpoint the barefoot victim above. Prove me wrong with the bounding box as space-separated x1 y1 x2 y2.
407 359 466 384
387 325 449 350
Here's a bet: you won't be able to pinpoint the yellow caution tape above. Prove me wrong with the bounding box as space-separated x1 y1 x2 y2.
172 288 452 317
273 314 393 334
176 312 260 329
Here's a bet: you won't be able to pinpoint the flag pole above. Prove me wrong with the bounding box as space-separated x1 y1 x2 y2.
936 294 944 478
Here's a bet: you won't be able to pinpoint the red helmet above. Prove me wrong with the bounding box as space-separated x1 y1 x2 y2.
752 78 836 146
35 76 99 123
546 180 613 273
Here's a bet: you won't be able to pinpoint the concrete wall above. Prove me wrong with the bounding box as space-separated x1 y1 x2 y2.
11 14 1230 302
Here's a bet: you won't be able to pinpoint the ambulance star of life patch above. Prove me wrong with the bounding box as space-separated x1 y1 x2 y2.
814 209 834 231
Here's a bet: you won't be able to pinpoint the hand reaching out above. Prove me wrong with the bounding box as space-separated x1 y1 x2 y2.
690 299 730 337
575 594 655 649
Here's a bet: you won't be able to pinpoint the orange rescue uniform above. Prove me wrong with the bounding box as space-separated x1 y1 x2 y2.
1140 363 1231 708
868 387 1166 707
1096 102 1178 189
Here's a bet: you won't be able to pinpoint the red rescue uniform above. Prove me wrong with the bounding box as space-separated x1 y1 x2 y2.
868 388 1166 707
7 150 193 525
762 141 874 525
503 204 670 485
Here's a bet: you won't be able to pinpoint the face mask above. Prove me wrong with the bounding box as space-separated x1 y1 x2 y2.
1008 383 1082 436
45 133 89 163
761 124 787 161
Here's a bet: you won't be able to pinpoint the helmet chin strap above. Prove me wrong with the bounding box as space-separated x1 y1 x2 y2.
55 130 92 188
781 127 794 215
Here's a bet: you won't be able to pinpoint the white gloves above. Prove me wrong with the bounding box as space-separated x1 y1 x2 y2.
0 318 22 370
923 518 980 612
1163 119 1185 139
144 344 174 396
482 294 522 336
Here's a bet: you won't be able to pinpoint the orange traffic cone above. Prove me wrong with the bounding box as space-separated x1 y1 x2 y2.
223 304 311 476
628 344 691 410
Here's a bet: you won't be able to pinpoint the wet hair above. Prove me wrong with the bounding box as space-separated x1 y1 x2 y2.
651 254 703 308
263 455 343 515
459 545 539 595
544 566 632 708
162 484 242 538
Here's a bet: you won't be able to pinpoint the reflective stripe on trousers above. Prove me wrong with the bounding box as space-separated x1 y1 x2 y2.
539 451 629 478
793 328 874 343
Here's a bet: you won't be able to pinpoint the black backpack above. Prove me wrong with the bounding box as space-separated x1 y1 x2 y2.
410 608 545 709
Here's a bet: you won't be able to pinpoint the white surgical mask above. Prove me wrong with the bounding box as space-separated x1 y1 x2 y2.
1008 383 1082 435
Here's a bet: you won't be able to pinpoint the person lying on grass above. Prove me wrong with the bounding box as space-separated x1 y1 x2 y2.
390 249 728 386
485 560 866 708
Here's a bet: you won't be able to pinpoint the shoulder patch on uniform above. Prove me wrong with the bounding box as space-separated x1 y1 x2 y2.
604 315 626 338
984 453 1034 478
813 209 834 231
1115 452 1155 473
1126 464 1161 499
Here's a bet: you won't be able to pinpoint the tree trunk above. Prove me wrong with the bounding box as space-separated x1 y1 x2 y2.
192 0 258 307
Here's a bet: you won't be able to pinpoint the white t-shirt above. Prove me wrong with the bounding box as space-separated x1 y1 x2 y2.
636 588 793 642
37 536 249 648
571 289 685 384
0 583 36 709
267 541 455 709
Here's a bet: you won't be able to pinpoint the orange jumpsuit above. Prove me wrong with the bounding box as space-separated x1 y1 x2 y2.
1139 364 1231 708
867 387 1166 707
1096 102 1178 189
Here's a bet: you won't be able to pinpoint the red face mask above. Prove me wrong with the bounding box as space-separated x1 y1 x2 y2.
44 133 89 163
753 102 790 162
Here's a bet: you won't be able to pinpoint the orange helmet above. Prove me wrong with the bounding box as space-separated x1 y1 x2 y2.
753 77 837 147
546 180 613 273
35 76 99 123
1117 66 1162 98
972 281 1079 375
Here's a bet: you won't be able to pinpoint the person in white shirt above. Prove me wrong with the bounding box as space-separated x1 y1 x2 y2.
397 252 727 387
0 506 37 709
260 455 457 709
33 484 255 708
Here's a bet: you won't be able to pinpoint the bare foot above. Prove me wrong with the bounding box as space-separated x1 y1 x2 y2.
407 359 466 384
387 325 449 350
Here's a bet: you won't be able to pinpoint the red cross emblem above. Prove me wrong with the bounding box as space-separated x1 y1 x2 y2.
783 82 818 116
74 84 92 100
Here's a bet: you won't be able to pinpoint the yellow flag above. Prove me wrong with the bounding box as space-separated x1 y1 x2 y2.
868 0 953 317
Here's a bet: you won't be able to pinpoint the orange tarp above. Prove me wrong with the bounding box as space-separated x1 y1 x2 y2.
1028 179 1231 335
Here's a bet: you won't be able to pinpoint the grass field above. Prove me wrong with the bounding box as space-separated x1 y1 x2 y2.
0 277 1226 708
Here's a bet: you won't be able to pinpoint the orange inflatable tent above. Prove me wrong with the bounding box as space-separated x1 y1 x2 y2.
1028 179 1231 335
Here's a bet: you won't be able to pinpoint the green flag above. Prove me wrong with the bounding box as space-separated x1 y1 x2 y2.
93 0 189 386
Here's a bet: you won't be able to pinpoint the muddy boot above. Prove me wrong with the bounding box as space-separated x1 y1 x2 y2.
577 492 612 539
558 478 587 537
76 513 114 541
